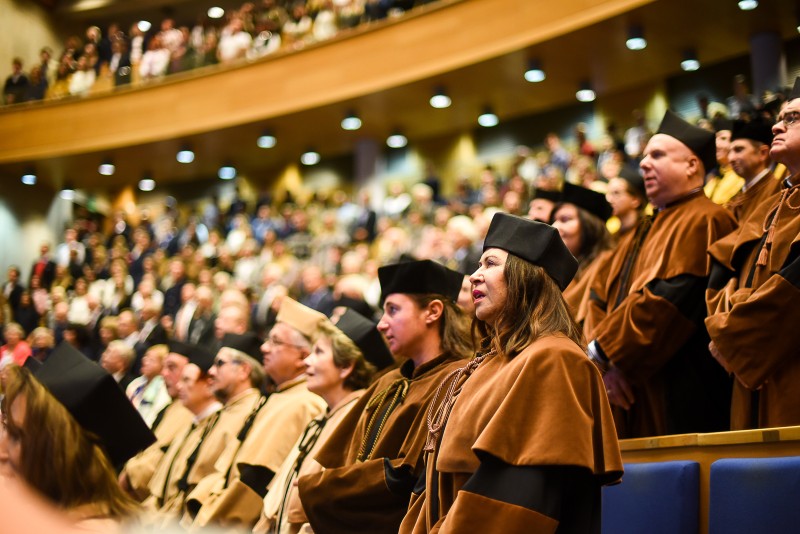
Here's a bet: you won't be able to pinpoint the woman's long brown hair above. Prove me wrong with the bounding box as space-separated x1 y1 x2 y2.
1 365 138 519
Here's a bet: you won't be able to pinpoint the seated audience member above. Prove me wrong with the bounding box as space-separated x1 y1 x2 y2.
142 341 258 523
705 78 800 430
0 343 155 528
127 344 172 428
28 327 55 362
184 308 327 529
584 110 737 439
100 339 136 391
1 323 32 369
256 308 389 534
119 343 194 501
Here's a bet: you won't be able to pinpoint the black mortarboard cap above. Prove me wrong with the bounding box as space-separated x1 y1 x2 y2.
169 340 214 372
532 188 562 203
378 259 462 304
22 357 42 373
221 332 262 361
34 342 155 466
788 77 800 101
334 308 394 370
619 165 647 199
711 116 733 133
656 110 717 173
483 213 578 290
560 182 612 221
731 119 774 146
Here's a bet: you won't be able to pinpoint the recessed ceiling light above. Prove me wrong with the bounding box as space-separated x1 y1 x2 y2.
207 7 225 18
478 107 499 127
524 60 545 83
301 150 320 165
430 87 451 109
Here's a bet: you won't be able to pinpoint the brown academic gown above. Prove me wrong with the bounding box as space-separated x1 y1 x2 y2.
400 336 623 534
563 250 613 324
724 170 783 223
256 389 365 534
584 190 737 438
298 353 465 534
706 179 800 429
123 401 194 501
186 379 326 530
144 391 257 521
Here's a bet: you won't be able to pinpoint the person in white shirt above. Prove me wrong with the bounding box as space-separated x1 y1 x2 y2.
126 344 172 428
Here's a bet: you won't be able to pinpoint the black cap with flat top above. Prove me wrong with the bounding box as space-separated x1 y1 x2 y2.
34 342 156 467
483 212 578 291
656 110 717 173
334 308 394 370
378 259 463 304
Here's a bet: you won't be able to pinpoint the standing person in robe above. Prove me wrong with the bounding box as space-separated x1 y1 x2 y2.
723 118 782 223
0 343 155 529
184 304 327 530
298 260 471 534
550 182 613 322
584 110 738 438
605 166 648 238
400 213 622 534
705 78 800 430
256 308 391 534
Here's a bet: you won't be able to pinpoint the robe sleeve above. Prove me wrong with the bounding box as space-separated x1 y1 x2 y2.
705 253 800 389
592 273 707 383
298 457 414 534
438 454 589 534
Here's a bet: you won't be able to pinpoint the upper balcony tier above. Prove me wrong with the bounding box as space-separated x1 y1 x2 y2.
1 0 795 189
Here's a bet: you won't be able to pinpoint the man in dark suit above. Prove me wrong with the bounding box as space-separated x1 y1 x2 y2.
133 300 168 374
3 266 25 320
29 242 56 290
162 258 187 319
100 339 136 392
187 285 216 346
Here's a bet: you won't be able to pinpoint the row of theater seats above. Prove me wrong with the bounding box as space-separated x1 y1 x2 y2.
602 456 800 533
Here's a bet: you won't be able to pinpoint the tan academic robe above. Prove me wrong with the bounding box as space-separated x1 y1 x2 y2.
400 336 623 534
706 179 800 429
144 392 256 521
724 170 783 223
123 401 194 501
256 389 365 534
186 378 326 530
584 190 737 438
298 353 465 534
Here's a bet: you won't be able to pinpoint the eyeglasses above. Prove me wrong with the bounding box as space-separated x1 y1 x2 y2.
776 111 800 128
265 336 304 349
213 358 242 368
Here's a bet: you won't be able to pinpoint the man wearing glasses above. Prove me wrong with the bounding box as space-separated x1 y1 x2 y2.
184 300 326 530
706 77 800 431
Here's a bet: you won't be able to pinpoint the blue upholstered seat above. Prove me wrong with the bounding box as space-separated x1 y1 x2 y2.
708 456 800 534
602 460 699 534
